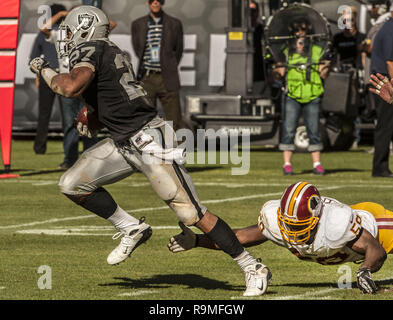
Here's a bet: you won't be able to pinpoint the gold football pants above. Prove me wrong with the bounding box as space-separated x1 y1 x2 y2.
351 202 393 254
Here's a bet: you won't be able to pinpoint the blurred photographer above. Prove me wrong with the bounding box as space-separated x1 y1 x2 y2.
273 17 330 176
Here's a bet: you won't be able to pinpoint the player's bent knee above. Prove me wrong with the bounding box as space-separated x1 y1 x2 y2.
58 171 76 195
176 208 200 226
169 196 206 226
58 169 95 196
59 171 93 205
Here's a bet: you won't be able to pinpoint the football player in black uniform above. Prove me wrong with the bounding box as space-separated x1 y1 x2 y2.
29 5 270 296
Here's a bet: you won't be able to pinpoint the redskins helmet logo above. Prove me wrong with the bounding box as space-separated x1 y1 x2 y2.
78 13 95 30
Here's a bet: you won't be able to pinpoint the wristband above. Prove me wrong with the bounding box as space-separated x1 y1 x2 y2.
41 67 58 88
195 234 201 248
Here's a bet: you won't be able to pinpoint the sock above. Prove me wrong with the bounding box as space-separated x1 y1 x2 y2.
205 217 245 258
65 187 117 219
283 162 291 167
313 161 321 168
107 206 140 232
234 250 258 272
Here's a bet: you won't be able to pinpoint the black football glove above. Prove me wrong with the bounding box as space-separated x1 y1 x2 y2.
357 268 377 294
167 222 197 253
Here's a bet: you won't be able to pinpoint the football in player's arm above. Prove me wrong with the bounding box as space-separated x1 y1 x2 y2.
168 182 391 294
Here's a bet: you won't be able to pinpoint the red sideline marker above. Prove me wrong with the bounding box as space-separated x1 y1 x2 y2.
0 173 19 179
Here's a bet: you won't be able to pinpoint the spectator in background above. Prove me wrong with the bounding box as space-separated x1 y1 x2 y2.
269 0 280 14
250 1 265 85
370 8 393 178
39 8 99 169
369 1 391 27
363 4 392 83
29 4 65 155
131 0 185 131
332 6 366 150
361 3 391 154
82 0 102 8
273 17 330 176
332 6 366 69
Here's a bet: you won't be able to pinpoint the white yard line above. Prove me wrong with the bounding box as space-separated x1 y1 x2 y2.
118 290 158 297
230 288 339 300
3 178 393 188
15 225 185 236
0 215 97 230
0 191 286 230
0 184 383 231
231 276 393 300
265 288 338 300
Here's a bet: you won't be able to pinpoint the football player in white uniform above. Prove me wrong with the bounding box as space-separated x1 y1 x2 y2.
168 182 393 294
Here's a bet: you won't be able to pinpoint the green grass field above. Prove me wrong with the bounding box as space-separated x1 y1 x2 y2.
1 139 393 301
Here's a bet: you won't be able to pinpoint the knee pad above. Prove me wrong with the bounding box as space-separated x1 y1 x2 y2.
58 169 94 195
58 170 79 195
58 138 130 195
167 187 207 226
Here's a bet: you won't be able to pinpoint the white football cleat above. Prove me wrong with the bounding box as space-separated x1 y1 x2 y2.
243 262 271 296
107 217 152 265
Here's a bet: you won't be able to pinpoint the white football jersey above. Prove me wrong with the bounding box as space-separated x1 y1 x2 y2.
258 197 378 265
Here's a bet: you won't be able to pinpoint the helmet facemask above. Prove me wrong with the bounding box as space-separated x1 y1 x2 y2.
57 23 75 58
277 207 320 244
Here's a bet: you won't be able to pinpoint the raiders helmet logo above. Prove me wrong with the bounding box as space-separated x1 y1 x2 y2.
78 13 95 30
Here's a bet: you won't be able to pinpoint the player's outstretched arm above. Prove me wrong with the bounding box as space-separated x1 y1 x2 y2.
168 222 267 253
349 228 387 294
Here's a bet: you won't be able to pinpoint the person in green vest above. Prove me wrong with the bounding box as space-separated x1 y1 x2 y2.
273 17 330 176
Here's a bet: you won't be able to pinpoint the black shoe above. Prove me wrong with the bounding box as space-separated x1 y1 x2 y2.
372 172 393 178
58 162 71 170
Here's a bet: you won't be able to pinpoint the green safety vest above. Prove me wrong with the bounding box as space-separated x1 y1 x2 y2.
283 45 324 104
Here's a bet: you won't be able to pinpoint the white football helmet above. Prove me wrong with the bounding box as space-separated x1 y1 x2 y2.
57 5 109 58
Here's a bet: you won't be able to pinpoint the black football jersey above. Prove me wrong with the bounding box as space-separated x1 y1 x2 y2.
68 39 157 142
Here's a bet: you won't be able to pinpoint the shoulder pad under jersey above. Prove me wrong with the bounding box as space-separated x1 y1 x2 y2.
69 41 100 71
323 202 357 249
258 200 281 235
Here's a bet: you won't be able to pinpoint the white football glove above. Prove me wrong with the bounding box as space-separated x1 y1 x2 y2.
76 122 95 138
29 57 50 75
167 222 197 253
357 268 377 294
